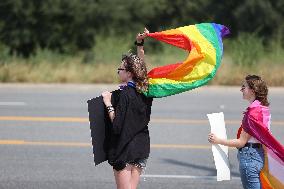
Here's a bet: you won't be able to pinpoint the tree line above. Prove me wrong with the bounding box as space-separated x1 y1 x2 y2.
0 0 283 57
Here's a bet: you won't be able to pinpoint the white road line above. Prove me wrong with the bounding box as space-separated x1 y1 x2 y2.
141 174 240 180
0 102 27 106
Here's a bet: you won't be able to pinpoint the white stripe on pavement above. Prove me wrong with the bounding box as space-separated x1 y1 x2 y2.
0 102 26 106
141 174 240 180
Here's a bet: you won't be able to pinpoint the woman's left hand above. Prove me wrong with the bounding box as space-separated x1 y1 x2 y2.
136 28 149 42
208 133 220 144
102 91 112 106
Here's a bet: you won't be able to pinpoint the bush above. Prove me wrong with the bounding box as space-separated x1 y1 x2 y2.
228 33 264 66
0 43 11 63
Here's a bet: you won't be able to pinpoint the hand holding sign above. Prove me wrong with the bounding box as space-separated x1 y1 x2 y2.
207 112 231 181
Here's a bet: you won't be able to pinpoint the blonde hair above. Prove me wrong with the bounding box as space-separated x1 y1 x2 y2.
122 53 149 93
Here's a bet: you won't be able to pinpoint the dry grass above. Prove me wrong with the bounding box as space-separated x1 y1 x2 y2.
1 34 284 85
211 56 284 86
0 60 119 83
1 56 284 86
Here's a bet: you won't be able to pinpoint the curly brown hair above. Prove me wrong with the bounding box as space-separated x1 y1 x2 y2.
122 53 149 93
245 75 269 106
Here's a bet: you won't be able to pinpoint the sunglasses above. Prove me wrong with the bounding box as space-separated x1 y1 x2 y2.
241 84 250 90
117 68 126 74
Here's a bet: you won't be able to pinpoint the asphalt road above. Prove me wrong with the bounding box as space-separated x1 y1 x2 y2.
0 84 283 189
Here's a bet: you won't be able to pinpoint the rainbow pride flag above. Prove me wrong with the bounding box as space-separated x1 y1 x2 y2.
144 23 230 98
260 147 284 189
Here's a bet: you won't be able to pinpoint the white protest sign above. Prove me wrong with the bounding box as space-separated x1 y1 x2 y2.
207 112 231 181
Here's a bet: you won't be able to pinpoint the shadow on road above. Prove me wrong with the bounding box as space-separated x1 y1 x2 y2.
161 158 240 177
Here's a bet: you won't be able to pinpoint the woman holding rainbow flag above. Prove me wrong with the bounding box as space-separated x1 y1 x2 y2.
101 29 152 189
208 75 284 189
90 22 233 188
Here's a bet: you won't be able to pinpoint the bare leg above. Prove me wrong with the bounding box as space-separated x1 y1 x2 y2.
113 165 132 189
130 165 142 189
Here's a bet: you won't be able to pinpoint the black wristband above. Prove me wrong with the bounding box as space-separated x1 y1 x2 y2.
134 39 144 46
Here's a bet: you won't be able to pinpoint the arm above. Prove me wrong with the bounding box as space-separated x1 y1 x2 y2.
102 91 115 122
208 130 251 148
136 28 149 61
102 91 128 135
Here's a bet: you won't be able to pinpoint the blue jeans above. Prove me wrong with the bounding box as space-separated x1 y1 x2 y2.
237 146 264 189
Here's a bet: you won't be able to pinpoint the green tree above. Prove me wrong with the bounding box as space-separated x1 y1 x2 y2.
0 0 283 57
0 0 99 56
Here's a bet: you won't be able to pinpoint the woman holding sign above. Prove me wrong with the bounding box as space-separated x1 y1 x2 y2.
101 29 153 189
208 75 284 189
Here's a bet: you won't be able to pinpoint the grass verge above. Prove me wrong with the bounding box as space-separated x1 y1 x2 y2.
0 34 283 85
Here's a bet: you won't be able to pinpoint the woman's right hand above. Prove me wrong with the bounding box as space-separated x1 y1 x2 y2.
136 28 149 42
208 133 221 144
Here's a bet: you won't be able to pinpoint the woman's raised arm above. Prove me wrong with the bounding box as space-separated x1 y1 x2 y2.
136 28 149 61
